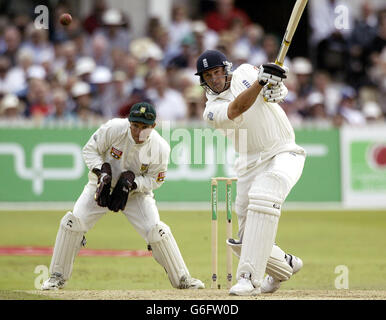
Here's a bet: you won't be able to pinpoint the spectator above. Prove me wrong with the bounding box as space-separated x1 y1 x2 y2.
145 68 187 121
45 88 75 123
280 91 303 127
231 45 250 69
0 93 25 120
27 65 47 81
147 17 163 42
70 29 90 58
167 34 196 70
83 0 107 35
89 66 114 117
309 0 352 48
337 86 366 125
235 23 265 66
313 70 341 116
6 48 34 95
117 88 151 119
205 0 250 33
292 57 314 96
0 26 22 67
261 34 281 64
362 100 384 123
170 69 196 94
215 31 235 59
316 30 349 80
60 41 78 77
71 81 103 124
75 56 96 83
123 54 145 94
191 20 218 53
94 8 131 53
291 57 314 116
21 24 54 65
150 26 179 67
110 48 127 71
367 9 386 113
26 78 53 118
347 0 378 88
110 70 131 117
0 56 13 94
86 34 111 67
304 91 330 125
184 85 205 121
168 4 192 53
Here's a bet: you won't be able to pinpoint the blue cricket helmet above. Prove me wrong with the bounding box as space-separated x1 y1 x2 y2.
195 50 232 94
195 50 229 75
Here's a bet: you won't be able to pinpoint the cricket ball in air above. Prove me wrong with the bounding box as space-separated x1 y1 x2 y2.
60 13 72 26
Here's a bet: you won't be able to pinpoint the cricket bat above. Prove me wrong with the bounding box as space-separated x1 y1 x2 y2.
275 0 309 66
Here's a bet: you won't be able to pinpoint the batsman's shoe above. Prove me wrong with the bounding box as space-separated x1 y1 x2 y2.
179 276 205 289
261 275 281 293
288 254 303 274
261 254 303 293
41 272 66 290
229 273 261 296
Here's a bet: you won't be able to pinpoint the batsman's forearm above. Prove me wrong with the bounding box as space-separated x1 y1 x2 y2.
227 81 263 120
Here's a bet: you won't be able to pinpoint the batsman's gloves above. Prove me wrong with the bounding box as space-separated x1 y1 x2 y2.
257 63 288 86
108 170 137 212
92 162 112 207
263 82 289 103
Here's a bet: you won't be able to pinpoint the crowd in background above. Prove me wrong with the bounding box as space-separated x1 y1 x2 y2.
0 0 385 127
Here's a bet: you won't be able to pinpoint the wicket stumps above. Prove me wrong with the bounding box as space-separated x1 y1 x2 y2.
211 177 237 289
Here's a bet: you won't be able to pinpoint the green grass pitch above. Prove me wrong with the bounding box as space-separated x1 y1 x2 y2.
0 209 385 293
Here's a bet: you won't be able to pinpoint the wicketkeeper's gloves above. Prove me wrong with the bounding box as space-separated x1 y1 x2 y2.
92 162 112 207
108 170 137 212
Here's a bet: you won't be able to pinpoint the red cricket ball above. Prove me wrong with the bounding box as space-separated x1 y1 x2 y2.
60 13 72 26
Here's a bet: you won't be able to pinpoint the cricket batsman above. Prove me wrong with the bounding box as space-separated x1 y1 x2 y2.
42 102 204 290
195 50 305 296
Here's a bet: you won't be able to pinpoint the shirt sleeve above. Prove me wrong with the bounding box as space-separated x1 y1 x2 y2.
82 120 117 171
203 101 243 130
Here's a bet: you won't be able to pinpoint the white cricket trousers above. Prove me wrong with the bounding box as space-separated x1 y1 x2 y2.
235 151 305 240
72 182 161 241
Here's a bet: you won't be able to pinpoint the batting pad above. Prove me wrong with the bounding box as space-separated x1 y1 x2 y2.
147 222 190 288
227 241 293 281
236 211 279 288
266 244 293 281
50 212 86 280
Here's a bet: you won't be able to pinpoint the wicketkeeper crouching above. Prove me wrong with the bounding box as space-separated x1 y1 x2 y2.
42 102 204 290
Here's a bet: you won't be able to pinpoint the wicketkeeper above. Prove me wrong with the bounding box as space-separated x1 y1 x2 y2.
195 50 306 296
42 102 204 290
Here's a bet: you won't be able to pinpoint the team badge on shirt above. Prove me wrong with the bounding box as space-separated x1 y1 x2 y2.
207 112 214 121
156 171 166 182
140 164 149 173
110 147 123 159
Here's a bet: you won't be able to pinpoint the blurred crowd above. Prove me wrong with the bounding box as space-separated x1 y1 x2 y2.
0 0 385 127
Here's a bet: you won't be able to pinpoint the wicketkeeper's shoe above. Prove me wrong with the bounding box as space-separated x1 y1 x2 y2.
261 254 303 293
41 272 66 290
229 273 261 296
178 276 205 289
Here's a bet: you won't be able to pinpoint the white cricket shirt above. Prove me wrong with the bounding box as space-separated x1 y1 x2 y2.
83 118 170 194
203 64 305 173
